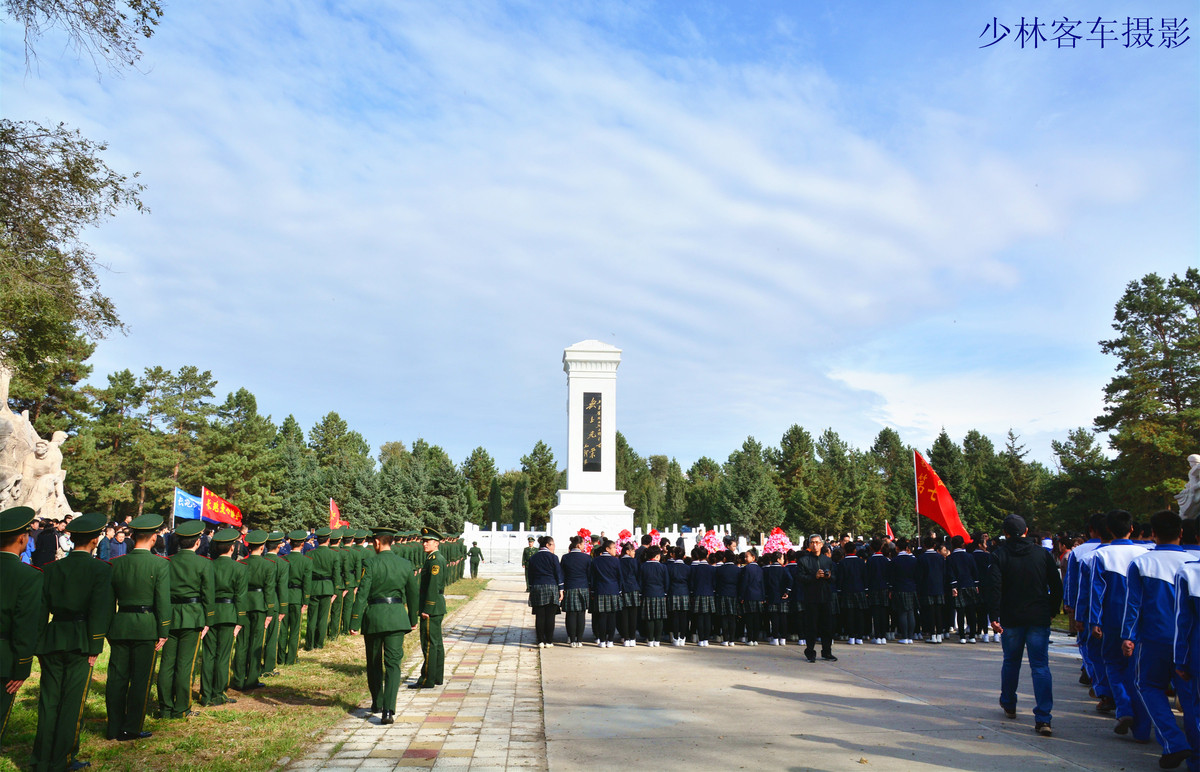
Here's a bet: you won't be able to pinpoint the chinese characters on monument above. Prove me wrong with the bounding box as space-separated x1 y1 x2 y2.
583 393 601 473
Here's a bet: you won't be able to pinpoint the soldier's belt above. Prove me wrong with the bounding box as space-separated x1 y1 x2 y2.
367 597 405 605
215 598 235 604
173 597 202 604
248 587 264 592
288 583 302 589
52 611 89 622
119 605 154 614
311 574 331 581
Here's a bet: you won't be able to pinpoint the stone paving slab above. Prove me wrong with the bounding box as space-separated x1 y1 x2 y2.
285 571 547 771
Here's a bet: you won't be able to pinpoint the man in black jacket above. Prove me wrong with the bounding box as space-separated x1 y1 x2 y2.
987 514 1063 737
798 535 837 663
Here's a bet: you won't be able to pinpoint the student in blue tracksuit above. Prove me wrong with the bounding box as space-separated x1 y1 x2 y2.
617 542 641 647
1120 510 1197 769
1064 514 1107 692
638 547 669 647
666 547 691 646
1088 510 1149 739
588 539 622 648
715 550 740 646
1172 557 1200 772
915 538 947 643
687 548 717 647
738 549 765 645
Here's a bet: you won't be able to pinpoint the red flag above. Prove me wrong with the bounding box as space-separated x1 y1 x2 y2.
885 520 895 541
201 487 243 527
913 451 968 540
329 499 341 530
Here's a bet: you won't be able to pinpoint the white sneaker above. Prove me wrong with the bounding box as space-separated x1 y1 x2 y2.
959 638 967 644
969 638 977 644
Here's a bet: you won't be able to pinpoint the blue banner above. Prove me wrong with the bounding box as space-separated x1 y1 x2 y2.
173 487 203 520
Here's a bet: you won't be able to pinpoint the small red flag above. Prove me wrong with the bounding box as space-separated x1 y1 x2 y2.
201 487 243 527
329 499 341 530
885 520 895 541
913 451 968 540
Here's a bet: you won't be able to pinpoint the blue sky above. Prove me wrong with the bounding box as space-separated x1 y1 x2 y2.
3 1 1196 473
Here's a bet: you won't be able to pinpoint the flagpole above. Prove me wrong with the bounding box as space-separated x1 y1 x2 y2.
171 488 177 530
912 450 921 541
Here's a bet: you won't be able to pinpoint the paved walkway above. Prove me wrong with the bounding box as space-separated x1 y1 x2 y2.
284 569 546 770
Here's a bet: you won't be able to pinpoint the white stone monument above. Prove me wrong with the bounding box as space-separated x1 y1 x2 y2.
548 340 634 545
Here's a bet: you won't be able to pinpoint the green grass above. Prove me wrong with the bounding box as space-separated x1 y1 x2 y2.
0 577 489 772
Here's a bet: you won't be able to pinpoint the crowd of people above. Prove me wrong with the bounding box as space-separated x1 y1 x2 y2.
0 506 467 772
524 511 1200 770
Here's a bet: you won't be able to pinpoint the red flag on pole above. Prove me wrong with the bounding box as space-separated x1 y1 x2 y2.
329 499 341 530
913 451 968 540
885 520 895 541
201 487 243 527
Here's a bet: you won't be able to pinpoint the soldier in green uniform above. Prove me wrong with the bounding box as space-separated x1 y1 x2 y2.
280 530 312 665
468 541 484 579
232 530 274 691
1 506 43 750
350 526 419 724
340 529 363 637
155 518 213 719
522 537 537 590
106 513 171 742
199 528 247 706
326 528 347 642
32 512 113 772
304 527 337 650
410 527 447 689
262 532 288 677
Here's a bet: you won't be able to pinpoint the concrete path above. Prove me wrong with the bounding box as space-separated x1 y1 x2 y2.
285 568 547 770
542 630 1168 771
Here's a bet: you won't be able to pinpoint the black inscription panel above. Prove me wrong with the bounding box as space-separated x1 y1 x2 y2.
583 392 601 472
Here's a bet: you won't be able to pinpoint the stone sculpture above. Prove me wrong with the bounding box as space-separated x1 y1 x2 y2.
0 359 77 520
1177 453 1200 521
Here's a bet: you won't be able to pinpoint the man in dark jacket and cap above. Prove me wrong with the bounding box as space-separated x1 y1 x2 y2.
986 514 1063 738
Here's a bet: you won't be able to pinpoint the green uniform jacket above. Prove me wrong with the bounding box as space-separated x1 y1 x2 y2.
38 551 114 656
329 546 345 592
167 549 215 630
108 549 172 640
284 552 313 609
419 550 447 616
0 552 44 680
267 554 289 614
350 551 419 634
210 556 248 625
343 546 362 590
240 555 277 613
522 546 537 567
468 546 483 563
306 545 338 597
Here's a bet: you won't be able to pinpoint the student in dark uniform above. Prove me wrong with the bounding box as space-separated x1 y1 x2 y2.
1 506 43 749
106 513 170 742
947 535 980 644
32 512 113 772
865 539 891 644
688 547 717 647
738 549 765 645
557 537 587 647
715 549 740 647
528 537 564 648
915 537 947 644
666 547 691 646
835 545 867 645
970 536 994 642
617 542 641 646
638 547 668 647
156 518 214 719
889 538 919 645
588 539 622 648
199 528 247 707
763 551 791 646
350 526 419 724
411 527 447 689
305 527 337 651
786 550 805 646
281 530 313 666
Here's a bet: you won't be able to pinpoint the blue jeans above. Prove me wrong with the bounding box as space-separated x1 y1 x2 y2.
1000 625 1053 723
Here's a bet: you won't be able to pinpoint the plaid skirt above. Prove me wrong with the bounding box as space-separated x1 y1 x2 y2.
641 595 668 620
562 587 589 612
718 595 739 617
741 599 764 614
529 584 559 610
594 593 621 614
868 590 890 608
692 595 716 615
621 591 642 610
765 602 787 614
842 591 868 610
892 591 917 612
669 594 691 612
953 587 980 609
923 594 946 607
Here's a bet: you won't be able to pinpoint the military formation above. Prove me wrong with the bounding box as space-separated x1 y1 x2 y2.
0 506 467 771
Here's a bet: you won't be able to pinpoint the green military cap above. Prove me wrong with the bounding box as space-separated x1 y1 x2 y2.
173 519 205 537
420 526 444 541
0 506 37 535
244 529 269 546
266 530 286 543
211 528 241 543
129 513 165 532
355 529 369 539
287 529 307 541
371 526 398 536
67 512 106 535
315 526 332 538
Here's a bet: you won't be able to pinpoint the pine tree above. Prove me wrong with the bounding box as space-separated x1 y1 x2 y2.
511 477 530 530
486 477 504 529
869 427 915 537
719 437 785 537
460 446 497 524
1048 428 1113 531
768 425 819 534
196 388 281 528
520 441 559 526
684 457 722 527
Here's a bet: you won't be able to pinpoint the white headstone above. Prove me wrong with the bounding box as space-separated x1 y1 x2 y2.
548 340 635 545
